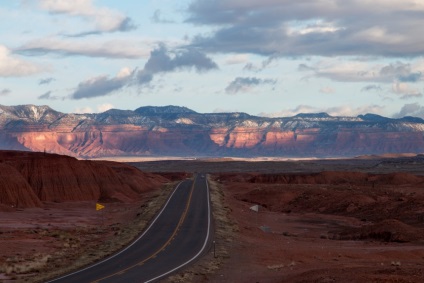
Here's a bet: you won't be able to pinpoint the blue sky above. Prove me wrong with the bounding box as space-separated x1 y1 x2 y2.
0 0 423 118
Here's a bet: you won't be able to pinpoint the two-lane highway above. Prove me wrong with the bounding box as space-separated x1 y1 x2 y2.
48 174 212 283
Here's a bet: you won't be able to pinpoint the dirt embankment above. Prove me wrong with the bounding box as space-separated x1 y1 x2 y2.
0 151 168 209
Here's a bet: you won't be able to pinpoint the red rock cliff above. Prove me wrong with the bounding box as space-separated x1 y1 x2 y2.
1 105 424 158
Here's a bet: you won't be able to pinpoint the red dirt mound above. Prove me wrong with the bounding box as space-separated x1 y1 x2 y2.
0 163 42 208
380 172 424 185
0 150 168 207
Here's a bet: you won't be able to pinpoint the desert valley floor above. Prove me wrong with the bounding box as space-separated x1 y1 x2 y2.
1 154 424 282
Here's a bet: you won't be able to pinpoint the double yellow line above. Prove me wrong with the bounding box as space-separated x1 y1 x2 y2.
92 178 196 283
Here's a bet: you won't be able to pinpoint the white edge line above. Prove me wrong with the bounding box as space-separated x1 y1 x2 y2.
144 176 212 283
46 181 184 283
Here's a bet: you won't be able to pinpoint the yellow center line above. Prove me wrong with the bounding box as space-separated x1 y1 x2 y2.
91 178 196 283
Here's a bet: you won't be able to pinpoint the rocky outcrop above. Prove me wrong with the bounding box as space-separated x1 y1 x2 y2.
1 104 424 158
0 150 168 208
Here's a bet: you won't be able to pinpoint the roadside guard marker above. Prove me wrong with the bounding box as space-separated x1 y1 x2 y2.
96 203 105 211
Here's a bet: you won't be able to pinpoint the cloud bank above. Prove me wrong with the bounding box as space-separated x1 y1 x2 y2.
187 0 424 57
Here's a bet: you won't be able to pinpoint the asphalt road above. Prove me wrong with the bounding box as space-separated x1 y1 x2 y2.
48 174 212 283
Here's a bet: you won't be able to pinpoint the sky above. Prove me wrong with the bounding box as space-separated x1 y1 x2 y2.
0 0 424 118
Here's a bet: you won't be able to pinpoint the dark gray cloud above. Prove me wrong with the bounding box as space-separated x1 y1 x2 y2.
144 45 218 73
38 91 61 100
191 25 280 56
39 77 55 85
136 71 154 85
0 88 11 96
69 45 218 99
118 17 137 32
135 45 218 84
70 75 129 99
393 103 424 118
225 77 277 94
243 56 277 72
186 0 424 57
361 85 382 92
398 72 422 83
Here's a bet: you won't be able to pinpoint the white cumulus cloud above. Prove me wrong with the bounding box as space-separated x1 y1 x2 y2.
73 106 93 114
391 82 422 99
97 103 114 112
38 0 135 34
0 45 43 77
260 104 385 118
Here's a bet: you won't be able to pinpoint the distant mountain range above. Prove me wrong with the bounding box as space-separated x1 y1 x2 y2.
1 104 424 158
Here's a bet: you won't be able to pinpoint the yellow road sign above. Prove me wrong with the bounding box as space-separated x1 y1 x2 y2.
96 203 105 211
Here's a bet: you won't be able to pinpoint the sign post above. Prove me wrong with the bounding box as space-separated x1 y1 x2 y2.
96 203 105 227
96 203 105 211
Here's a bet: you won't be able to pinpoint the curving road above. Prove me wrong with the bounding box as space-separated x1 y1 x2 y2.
48 174 212 283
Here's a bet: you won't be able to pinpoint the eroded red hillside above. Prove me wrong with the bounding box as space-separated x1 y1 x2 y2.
208 171 424 282
0 163 42 208
0 150 168 209
218 171 424 224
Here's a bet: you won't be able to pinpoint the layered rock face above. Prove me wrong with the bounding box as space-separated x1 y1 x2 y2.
1 105 424 158
0 150 167 208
